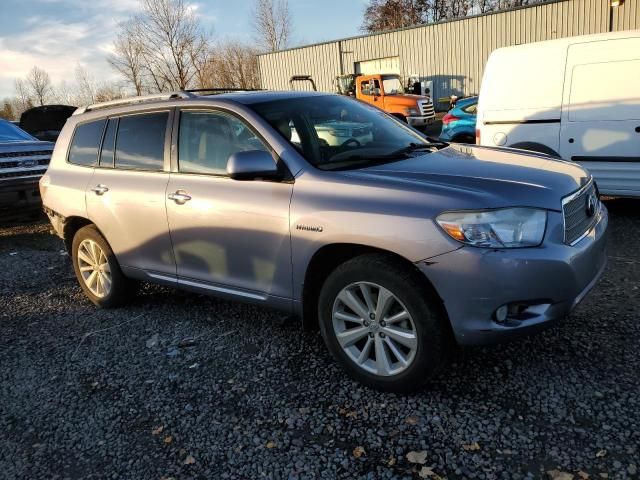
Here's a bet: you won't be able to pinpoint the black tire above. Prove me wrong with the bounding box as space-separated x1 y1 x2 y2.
509 142 559 158
71 225 137 308
318 253 451 392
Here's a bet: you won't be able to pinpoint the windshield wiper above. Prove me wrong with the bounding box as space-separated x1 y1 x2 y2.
392 142 446 156
319 153 410 171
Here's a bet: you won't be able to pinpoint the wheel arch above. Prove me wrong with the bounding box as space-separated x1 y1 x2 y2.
300 243 445 331
62 216 100 252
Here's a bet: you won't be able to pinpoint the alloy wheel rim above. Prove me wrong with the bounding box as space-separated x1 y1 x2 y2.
331 281 418 377
77 239 112 298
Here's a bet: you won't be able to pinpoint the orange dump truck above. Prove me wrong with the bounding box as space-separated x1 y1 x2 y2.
336 73 436 129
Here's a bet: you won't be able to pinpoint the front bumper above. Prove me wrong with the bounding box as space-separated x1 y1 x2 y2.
407 116 435 127
418 205 609 345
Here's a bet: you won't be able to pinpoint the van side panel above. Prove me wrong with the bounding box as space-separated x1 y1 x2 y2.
560 37 640 197
477 42 567 152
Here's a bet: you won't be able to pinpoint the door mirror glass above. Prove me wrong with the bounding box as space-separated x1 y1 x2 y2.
227 150 280 181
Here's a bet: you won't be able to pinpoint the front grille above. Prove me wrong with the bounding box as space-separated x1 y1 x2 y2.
0 169 46 180
0 158 50 169
418 100 435 117
0 150 52 158
563 181 599 245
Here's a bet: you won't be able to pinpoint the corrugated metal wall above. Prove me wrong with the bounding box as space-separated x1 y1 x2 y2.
258 0 639 106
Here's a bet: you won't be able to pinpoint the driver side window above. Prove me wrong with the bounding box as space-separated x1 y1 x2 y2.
178 110 269 175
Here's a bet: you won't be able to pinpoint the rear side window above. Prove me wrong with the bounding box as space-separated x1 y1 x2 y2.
115 112 168 171
68 119 106 166
462 103 477 114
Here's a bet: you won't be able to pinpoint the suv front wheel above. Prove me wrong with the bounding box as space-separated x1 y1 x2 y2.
71 225 137 308
318 253 450 392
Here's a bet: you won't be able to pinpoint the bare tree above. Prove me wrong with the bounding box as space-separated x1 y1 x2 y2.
252 0 292 52
211 41 260 89
108 20 147 95
0 100 15 121
75 65 98 104
109 0 211 93
362 0 549 31
13 79 33 114
138 0 210 90
26 66 52 106
362 0 425 32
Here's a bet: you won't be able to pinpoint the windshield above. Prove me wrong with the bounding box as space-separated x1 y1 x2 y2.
0 120 36 142
249 95 440 170
382 75 405 95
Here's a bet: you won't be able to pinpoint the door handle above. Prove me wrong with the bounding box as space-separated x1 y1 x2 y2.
168 190 192 205
91 184 109 195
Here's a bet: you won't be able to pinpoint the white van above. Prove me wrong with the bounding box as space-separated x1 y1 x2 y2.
477 30 640 198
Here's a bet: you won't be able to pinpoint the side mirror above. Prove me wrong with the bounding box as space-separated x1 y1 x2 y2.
227 150 281 181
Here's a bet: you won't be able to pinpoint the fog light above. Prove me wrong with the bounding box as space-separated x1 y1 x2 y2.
495 305 508 323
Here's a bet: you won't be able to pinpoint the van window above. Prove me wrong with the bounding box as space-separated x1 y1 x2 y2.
68 119 106 166
99 118 118 168
569 59 640 122
115 112 168 171
360 80 380 96
178 111 269 175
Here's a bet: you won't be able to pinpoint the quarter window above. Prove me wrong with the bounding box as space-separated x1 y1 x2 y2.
68 119 106 166
178 111 269 175
115 112 168 171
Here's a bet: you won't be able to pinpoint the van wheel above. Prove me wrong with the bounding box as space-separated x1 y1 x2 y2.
318 253 451 392
510 142 559 158
71 225 137 308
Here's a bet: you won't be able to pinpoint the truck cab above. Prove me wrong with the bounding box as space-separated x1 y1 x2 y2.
355 74 436 128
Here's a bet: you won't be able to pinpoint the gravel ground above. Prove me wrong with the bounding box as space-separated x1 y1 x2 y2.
0 199 638 480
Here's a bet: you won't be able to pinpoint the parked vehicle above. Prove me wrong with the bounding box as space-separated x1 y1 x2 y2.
336 73 436 129
477 30 640 198
41 91 607 392
0 119 54 211
439 96 478 143
19 105 76 142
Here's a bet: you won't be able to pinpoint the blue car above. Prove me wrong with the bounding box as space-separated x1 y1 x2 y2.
439 96 478 144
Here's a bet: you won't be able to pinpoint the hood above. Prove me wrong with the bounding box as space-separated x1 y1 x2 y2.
19 105 76 141
343 144 590 211
384 94 427 107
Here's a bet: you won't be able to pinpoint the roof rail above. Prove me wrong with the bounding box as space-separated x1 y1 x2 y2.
184 88 264 94
73 91 195 116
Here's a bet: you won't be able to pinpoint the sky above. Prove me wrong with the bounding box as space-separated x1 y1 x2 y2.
0 0 366 99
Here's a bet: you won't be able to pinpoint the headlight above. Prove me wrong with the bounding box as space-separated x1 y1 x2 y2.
436 208 547 248
404 107 420 116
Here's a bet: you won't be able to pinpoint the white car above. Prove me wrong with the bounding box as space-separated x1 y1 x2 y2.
477 30 640 198
291 120 373 147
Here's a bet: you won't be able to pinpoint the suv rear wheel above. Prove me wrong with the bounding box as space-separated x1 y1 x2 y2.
318 253 450 392
71 225 137 308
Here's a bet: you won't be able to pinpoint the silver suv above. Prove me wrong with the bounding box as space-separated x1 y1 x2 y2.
41 91 608 392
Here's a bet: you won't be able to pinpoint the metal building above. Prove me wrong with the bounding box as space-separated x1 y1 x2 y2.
257 0 639 107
